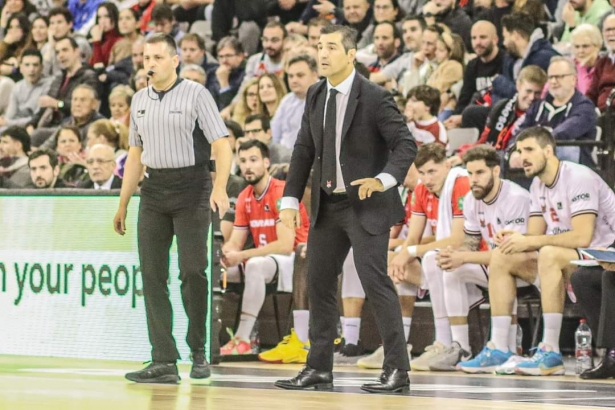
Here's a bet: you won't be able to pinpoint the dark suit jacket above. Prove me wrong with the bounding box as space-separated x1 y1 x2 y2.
284 73 417 235
77 175 123 189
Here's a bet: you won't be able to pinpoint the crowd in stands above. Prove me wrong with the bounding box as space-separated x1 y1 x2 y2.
2 0 615 378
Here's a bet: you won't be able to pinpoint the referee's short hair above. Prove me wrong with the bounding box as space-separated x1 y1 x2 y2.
287 54 318 73
245 113 271 132
320 25 357 53
28 147 59 168
238 139 270 159
146 33 177 56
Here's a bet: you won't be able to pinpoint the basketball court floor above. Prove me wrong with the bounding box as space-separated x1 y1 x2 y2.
1 355 614 410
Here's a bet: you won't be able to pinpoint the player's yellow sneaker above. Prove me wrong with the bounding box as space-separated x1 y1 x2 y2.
258 329 310 364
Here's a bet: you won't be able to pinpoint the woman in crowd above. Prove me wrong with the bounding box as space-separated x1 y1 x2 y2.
0 13 30 81
571 24 602 95
90 2 122 67
86 118 129 177
232 78 260 126
108 85 134 128
0 0 36 39
55 125 87 186
257 73 287 119
427 32 465 121
109 8 141 65
29 15 48 50
358 0 405 49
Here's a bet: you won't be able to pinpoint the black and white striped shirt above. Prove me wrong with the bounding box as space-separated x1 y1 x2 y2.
129 79 228 169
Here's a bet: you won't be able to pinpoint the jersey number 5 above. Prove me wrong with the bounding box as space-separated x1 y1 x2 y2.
259 233 268 247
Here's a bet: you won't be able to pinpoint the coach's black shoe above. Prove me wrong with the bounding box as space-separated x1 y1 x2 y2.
274 366 333 390
125 362 180 384
581 349 615 380
361 366 409 394
190 350 211 379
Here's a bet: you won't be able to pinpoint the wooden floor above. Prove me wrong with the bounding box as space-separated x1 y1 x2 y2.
1 356 615 410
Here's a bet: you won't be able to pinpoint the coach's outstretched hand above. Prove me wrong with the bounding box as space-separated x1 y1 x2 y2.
351 178 384 200
280 208 301 230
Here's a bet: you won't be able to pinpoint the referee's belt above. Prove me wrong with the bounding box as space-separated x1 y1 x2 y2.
146 161 215 174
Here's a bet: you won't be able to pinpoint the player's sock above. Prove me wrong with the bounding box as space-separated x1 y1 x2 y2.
293 310 310 344
509 324 519 353
543 313 563 353
451 324 470 352
491 316 512 352
343 317 361 346
235 314 256 341
435 318 452 346
402 317 412 343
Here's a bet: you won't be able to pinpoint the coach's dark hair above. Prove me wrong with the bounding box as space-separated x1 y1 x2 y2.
28 147 59 168
320 25 358 53
414 143 447 168
407 85 440 116
462 145 501 168
515 126 557 150
238 139 270 159
1 126 31 154
146 33 177 56
245 113 271 132
287 54 318 73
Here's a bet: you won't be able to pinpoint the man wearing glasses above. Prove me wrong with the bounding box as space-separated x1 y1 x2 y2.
513 56 597 166
211 36 247 109
242 22 287 87
244 114 291 166
78 144 122 190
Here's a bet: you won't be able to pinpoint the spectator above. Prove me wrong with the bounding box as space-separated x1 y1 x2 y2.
398 24 440 97
77 143 122 189
109 8 141 65
0 49 53 129
257 73 288 119
570 24 602 94
0 126 31 187
427 32 465 120
245 21 287 83
474 0 514 44
282 33 309 66
292 0 344 36
0 0 36 38
232 78 259 126
30 15 49 51
178 33 216 76
42 7 92 77
224 119 245 176
493 12 558 102
131 67 148 91
211 0 273 56
132 0 156 34
422 0 473 50
587 14 615 111
39 84 105 149
68 0 102 37
108 84 133 127
171 0 211 28
306 17 333 49
149 4 185 43
560 0 611 42
271 54 320 150
29 37 99 145
180 63 206 85
445 20 504 130
405 85 448 146
515 57 597 166
368 21 402 73
0 13 31 81
90 2 122 68
86 117 128 177
370 15 426 85
449 64 547 166
28 147 66 188
358 0 405 50
105 36 143 89
209 36 246 110
343 0 374 44
54 124 87 185
244 113 291 165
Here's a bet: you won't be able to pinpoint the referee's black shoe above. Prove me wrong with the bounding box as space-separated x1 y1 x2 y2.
190 350 211 379
125 362 180 384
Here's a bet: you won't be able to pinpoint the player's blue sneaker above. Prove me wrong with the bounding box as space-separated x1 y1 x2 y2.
514 343 565 376
457 342 512 374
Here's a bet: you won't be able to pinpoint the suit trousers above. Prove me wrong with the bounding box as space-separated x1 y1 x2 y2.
138 165 212 362
570 267 615 348
306 191 410 372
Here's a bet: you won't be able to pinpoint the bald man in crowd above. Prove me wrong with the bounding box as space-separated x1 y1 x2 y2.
78 144 122 190
444 21 505 130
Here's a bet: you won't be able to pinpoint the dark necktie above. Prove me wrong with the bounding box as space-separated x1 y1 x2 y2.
321 88 338 195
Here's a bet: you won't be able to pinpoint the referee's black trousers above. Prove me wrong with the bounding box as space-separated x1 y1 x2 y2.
570 267 615 348
138 166 212 363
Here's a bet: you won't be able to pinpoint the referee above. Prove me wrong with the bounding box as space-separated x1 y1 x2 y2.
114 33 232 384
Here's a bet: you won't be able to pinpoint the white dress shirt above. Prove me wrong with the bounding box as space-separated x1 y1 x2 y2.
94 175 115 190
280 69 397 210
271 92 306 150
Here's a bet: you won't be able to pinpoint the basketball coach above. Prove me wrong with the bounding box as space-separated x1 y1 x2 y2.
276 25 417 394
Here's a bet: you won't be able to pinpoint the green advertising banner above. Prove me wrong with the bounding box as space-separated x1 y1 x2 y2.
0 195 212 362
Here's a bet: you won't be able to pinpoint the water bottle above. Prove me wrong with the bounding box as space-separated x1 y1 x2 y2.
516 324 523 356
575 319 593 375
250 320 260 354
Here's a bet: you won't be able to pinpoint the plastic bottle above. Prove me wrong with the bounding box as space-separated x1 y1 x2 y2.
516 324 523 356
575 319 593 375
250 320 260 354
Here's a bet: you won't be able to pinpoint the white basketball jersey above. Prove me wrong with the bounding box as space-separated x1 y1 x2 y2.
529 161 615 248
464 179 531 250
